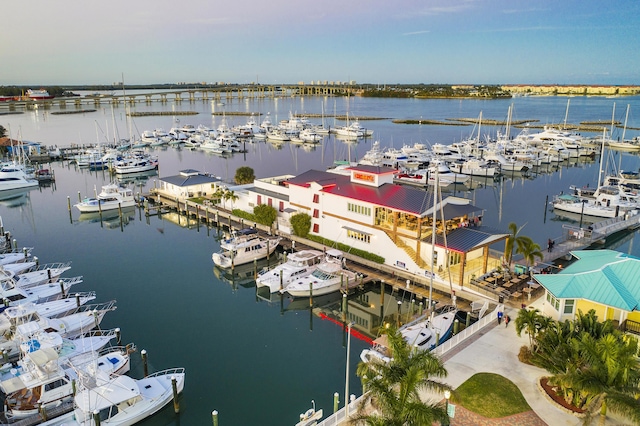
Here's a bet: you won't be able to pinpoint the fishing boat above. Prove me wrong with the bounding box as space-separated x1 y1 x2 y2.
74 183 136 213
57 367 186 426
0 345 133 420
280 249 358 298
255 249 324 293
212 228 281 268
0 163 38 192
13 262 72 289
360 305 458 364
553 185 640 218
111 153 158 174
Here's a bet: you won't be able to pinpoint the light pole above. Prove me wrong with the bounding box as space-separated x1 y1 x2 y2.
444 390 451 425
345 322 353 419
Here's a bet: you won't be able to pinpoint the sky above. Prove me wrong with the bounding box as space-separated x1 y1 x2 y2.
2 0 639 86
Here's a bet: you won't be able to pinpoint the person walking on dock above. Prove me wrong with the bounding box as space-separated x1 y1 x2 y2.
497 310 503 325
505 314 510 327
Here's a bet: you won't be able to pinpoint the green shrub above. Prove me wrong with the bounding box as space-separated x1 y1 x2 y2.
290 213 311 237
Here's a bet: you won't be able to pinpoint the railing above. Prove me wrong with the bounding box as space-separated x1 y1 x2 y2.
621 319 640 336
317 305 501 426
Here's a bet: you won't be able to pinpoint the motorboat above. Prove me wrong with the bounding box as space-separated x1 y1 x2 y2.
74 183 136 213
280 249 358 298
553 185 640 218
65 367 186 425
0 163 38 192
0 345 133 420
255 249 324 293
0 248 33 266
360 305 458 364
0 270 83 308
427 160 471 186
13 262 72 289
111 153 159 174
212 228 281 268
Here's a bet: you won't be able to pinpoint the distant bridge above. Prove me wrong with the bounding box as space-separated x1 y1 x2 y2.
0 84 360 110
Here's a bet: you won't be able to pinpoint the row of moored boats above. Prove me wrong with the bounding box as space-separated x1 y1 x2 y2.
0 221 185 425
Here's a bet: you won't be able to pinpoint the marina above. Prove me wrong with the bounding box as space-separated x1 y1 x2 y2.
0 93 640 425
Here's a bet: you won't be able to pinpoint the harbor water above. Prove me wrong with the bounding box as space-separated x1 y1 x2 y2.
1 94 640 425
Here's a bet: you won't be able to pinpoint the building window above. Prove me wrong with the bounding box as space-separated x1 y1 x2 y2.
257 195 262 205
546 293 560 311
313 223 319 233
347 202 371 217
313 209 319 218
347 229 371 244
279 201 284 212
563 299 575 315
268 198 272 207
313 194 319 203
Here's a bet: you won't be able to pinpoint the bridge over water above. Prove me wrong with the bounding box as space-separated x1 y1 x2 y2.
0 84 357 111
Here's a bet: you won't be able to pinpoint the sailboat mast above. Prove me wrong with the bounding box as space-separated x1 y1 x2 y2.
429 166 438 310
622 104 630 141
609 102 616 137
597 128 606 187
563 98 570 129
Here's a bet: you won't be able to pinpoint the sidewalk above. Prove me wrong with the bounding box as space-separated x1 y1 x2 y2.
425 298 629 425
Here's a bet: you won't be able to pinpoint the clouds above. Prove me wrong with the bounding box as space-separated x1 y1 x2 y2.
1 0 639 85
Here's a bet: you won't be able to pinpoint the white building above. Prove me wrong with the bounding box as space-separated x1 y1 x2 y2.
157 169 223 199
234 166 508 286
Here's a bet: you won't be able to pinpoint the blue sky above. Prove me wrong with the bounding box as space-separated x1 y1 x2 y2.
2 0 638 86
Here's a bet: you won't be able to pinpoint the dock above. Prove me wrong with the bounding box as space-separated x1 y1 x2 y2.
143 192 640 311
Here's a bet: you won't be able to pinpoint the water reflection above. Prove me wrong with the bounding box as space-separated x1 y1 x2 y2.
76 206 137 230
0 187 37 208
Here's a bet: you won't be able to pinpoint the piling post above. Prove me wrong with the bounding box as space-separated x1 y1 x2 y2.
333 392 340 413
279 270 283 291
12 239 17 250
34 256 38 267
465 311 471 328
141 349 148 377
2 350 7 363
93 410 101 426
75 293 81 307
411 299 415 316
72 379 76 396
67 196 71 211
212 410 219 426
39 403 47 421
341 293 347 322
436 332 440 347
60 281 66 298
77 191 81 202
172 376 180 413
397 300 402 327
23 247 28 259
253 258 258 279
419 301 424 316
116 328 121 345
309 282 313 308
453 319 459 335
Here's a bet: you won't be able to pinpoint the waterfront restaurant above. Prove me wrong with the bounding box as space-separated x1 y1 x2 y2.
245 165 509 287
533 250 640 334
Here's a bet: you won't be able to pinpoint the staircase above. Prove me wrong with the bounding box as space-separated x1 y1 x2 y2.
382 229 429 269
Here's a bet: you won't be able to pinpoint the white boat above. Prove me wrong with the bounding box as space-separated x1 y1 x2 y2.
14 262 73 289
0 270 83 308
255 250 324 293
448 158 499 177
0 163 38 192
0 345 132 420
299 128 322 143
360 305 458 364
61 367 186 426
0 248 33 266
427 160 471 186
212 228 281 268
280 249 358 298
74 183 136 213
553 186 640 219
112 153 158 174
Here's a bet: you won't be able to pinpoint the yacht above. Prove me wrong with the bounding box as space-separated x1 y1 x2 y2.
212 228 281 268
360 305 458 364
111 153 159 174
255 249 324 293
0 163 38 192
280 249 358 298
553 185 640 218
74 183 136 213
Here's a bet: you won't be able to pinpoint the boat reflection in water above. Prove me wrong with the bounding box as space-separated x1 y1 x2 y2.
213 257 282 291
0 187 36 208
115 169 158 186
77 206 136 230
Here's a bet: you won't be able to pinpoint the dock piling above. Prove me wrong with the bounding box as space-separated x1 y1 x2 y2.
141 349 148 377
172 376 180 413
212 410 219 426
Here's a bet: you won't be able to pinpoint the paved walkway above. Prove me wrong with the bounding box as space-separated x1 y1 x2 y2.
424 297 631 426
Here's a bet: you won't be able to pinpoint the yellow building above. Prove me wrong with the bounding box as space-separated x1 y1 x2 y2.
533 250 640 334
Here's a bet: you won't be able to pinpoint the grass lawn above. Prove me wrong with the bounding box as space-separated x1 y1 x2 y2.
452 372 531 418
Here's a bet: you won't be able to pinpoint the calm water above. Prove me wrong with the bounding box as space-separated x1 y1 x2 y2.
1 94 640 425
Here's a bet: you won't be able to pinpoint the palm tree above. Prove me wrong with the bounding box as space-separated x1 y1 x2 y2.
504 222 527 270
515 236 543 272
354 325 450 426
514 307 545 351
